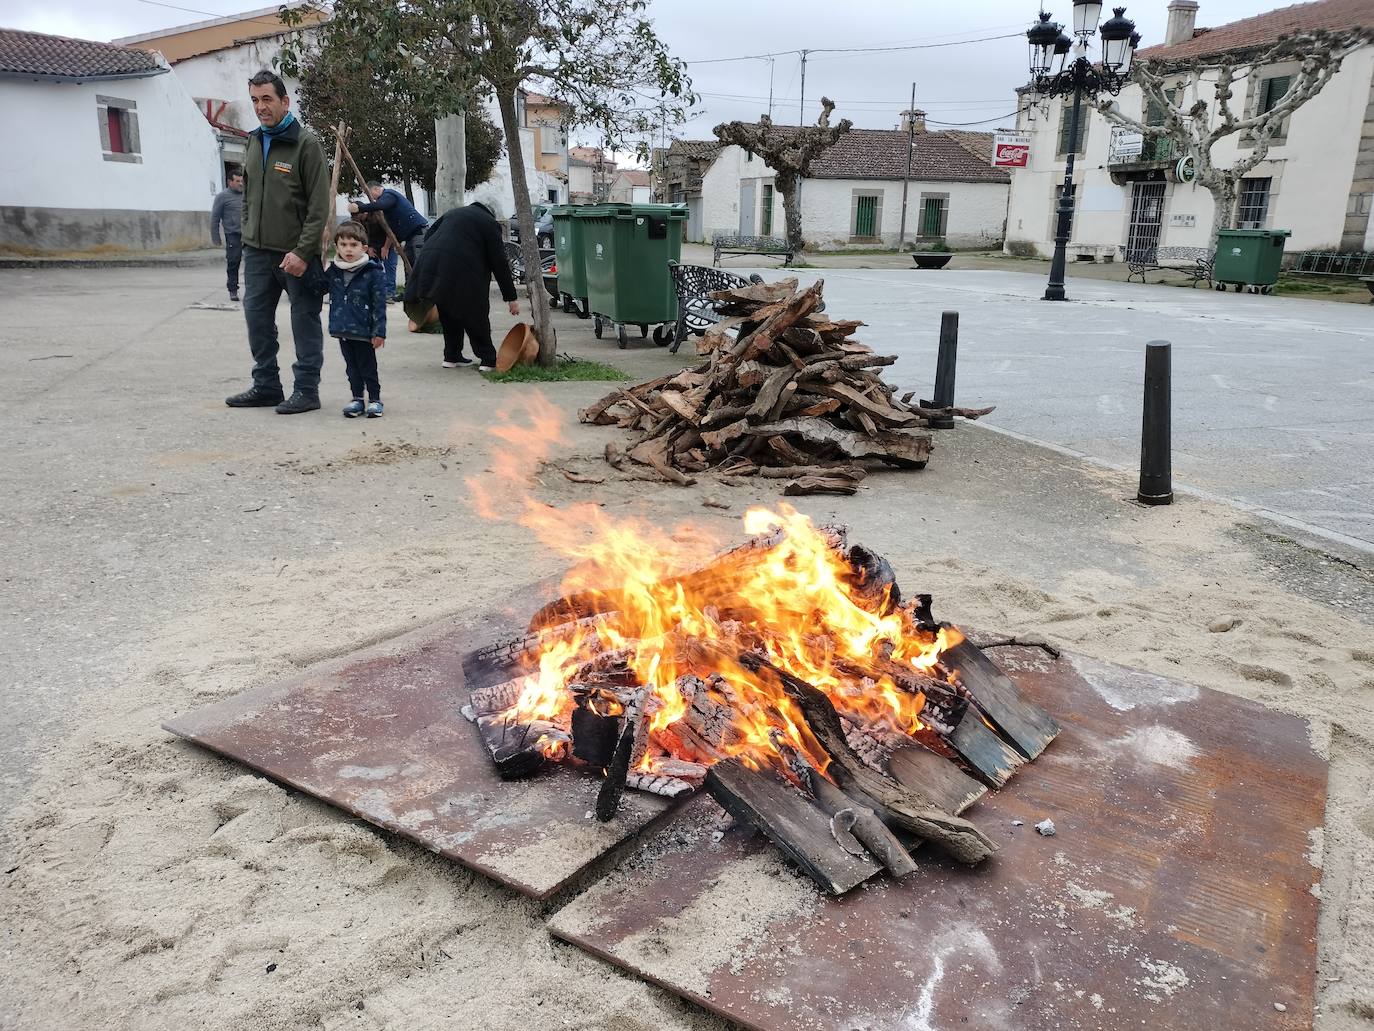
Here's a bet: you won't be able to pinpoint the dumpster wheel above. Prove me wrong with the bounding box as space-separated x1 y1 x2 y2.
617 324 628 349
652 325 673 347
593 315 604 339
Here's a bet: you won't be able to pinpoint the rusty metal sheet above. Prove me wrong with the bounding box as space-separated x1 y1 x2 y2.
163 617 677 899
549 648 1325 1030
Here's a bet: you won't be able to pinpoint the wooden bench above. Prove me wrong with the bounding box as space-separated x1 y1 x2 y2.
667 261 764 354
712 234 794 267
1125 245 1213 287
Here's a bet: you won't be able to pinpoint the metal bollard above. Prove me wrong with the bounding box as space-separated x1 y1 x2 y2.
929 310 958 429
1137 340 1174 506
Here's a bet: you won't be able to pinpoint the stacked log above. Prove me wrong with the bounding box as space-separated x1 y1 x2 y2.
579 278 993 495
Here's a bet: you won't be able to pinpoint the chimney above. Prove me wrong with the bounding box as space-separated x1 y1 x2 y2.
1165 0 1199 46
900 109 927 134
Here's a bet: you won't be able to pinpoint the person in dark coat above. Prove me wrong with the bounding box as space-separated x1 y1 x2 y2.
403 201 519 371
325 221 387 418
210 168 244 301
349 182 428 270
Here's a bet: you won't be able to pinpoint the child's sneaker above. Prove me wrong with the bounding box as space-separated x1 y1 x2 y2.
442 357 474 369
342 399 364 418
478 365 496 373
366 400 384 418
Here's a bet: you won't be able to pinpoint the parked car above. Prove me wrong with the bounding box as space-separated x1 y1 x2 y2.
509 205 554 249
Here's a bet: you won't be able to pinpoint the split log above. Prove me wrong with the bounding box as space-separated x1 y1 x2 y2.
705 758 882 895
942 639 1061 762
739 652 998 865
625 772 697 798
783 476 860 496
774 736 917 877
475 713 565 780
747 418 933 466
757 465 865 480
596 701 646 822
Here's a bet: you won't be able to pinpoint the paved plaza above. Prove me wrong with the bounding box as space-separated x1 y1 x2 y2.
735 265 1374 550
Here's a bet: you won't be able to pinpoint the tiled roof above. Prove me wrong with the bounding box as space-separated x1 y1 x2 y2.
1139 0 1374 62
806 128 1009 183
668 139 723 160
616 169 651 186
0 28 166 81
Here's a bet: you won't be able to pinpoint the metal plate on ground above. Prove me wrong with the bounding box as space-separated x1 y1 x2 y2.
163 617 677 899
549 648 1325 1030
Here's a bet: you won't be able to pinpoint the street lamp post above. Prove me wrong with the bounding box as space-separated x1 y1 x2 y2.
1027 3 1140 301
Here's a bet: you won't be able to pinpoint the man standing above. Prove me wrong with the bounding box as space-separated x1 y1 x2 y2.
210 168 244 302
348 182 428 271
404 201 518 372
225 70 331 415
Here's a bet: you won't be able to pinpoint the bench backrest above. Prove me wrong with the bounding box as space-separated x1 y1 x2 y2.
714 234 790 251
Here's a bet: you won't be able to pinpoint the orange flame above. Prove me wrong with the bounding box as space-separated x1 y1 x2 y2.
469 397 966 777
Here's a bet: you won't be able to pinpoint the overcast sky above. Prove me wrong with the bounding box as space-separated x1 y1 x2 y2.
10 0 1284 143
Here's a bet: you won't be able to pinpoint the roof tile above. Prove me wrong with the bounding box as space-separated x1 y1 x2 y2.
0 28 164 80
807 128 1009 183
1139 0 1374 62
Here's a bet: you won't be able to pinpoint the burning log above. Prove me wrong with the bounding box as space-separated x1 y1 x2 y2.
476 713 565 781
625 772 696 798
596 697 647 822
705 758 882 895
578 278 993 490
740 652 998 865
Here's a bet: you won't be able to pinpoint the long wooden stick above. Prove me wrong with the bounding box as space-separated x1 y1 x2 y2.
322 120 346 256
335 129 413 275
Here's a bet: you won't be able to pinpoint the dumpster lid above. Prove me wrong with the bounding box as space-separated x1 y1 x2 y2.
614 203 689 220
1215 228 1292 238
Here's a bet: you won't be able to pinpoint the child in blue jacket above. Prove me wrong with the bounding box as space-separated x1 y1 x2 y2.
327 221 387 417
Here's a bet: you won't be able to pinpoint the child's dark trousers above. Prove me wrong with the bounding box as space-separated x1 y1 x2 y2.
339 338 381 401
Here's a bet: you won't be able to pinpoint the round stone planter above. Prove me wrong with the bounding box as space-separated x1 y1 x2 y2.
911 253 954 269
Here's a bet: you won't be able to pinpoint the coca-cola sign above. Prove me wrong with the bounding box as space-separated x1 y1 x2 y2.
992 133 1031 168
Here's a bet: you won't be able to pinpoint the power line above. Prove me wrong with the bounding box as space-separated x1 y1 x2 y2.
683 30 1023 66
696 91 1014 108
131 0 296 33
926 112 1020 126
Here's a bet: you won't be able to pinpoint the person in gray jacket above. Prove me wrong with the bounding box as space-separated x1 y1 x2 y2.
210 168 244 301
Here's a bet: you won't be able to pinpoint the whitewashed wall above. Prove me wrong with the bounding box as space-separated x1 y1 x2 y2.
800 178 1007 249
0 72 219 212
701 144 1005 246
1005 45 1374 256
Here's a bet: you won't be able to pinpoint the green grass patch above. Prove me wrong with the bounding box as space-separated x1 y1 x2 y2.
485 358 631 383
1272 276 1364 296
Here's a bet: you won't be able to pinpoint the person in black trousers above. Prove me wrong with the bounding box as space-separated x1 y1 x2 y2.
325 222 387 417
403 201 519 371
210 168 244 301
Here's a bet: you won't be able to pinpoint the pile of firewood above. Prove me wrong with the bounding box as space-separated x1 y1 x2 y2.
579 278 993 495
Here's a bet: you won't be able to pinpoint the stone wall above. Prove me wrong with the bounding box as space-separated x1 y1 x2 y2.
0 207 210 256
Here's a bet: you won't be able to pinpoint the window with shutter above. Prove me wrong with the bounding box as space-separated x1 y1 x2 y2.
97 95 141 163
1056 102 1087 157
850 191 883 239
918 195 948 238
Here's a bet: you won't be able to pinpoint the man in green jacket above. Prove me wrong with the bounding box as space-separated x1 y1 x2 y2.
225 70 332 415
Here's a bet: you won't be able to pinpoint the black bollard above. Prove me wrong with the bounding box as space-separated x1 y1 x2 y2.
929 310 958 429
1137 340 1174 506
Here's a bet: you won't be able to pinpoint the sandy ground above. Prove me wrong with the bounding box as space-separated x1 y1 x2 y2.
1 266 1373 1029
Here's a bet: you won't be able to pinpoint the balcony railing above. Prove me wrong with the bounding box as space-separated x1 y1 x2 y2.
1108 136 1176 165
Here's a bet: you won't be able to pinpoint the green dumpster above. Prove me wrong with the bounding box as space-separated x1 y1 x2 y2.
551 205 590 317
1212 228 1291 293
577 203 688 348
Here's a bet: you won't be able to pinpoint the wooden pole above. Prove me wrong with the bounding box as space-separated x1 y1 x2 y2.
897 82 916 250
321 120 346 257
335 128 413 275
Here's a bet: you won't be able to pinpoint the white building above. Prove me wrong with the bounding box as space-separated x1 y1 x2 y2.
700 113 1011 248
1005 0 1374 260
117 5 563 222
0 29 221 255
608 169 651 204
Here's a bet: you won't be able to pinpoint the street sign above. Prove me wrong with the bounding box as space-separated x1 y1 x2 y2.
1175 155 1197 183
991 132 1030 168
1169 213 1197 227
1110 127 1144 160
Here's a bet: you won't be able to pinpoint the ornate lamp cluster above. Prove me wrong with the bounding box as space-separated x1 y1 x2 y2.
1024 2 1141 301
1027 2 1140 98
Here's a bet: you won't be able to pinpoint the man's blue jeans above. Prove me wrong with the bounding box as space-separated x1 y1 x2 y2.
381 247 398 296
242 244 324 397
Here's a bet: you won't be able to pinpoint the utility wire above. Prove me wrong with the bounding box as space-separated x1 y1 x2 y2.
131 0 294 32
684 30 1023 65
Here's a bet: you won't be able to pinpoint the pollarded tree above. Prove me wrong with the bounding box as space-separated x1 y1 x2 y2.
713 98 854 252
295 38 503 199
284 0 694 365
1097 28 1374 247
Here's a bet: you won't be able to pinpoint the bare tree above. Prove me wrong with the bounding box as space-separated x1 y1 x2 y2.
1097 28 1374 247
713 98 853 252
284 0 693 365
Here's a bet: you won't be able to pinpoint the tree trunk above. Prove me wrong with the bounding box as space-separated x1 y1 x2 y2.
402 175 413 202
434 111 467 214
496 87 555 366
1206 179 1239 253
777 171 803 252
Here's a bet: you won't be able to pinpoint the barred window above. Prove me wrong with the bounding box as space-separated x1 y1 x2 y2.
1237 178 1272 229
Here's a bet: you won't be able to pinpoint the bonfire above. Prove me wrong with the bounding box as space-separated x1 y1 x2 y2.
464 504 1058 894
